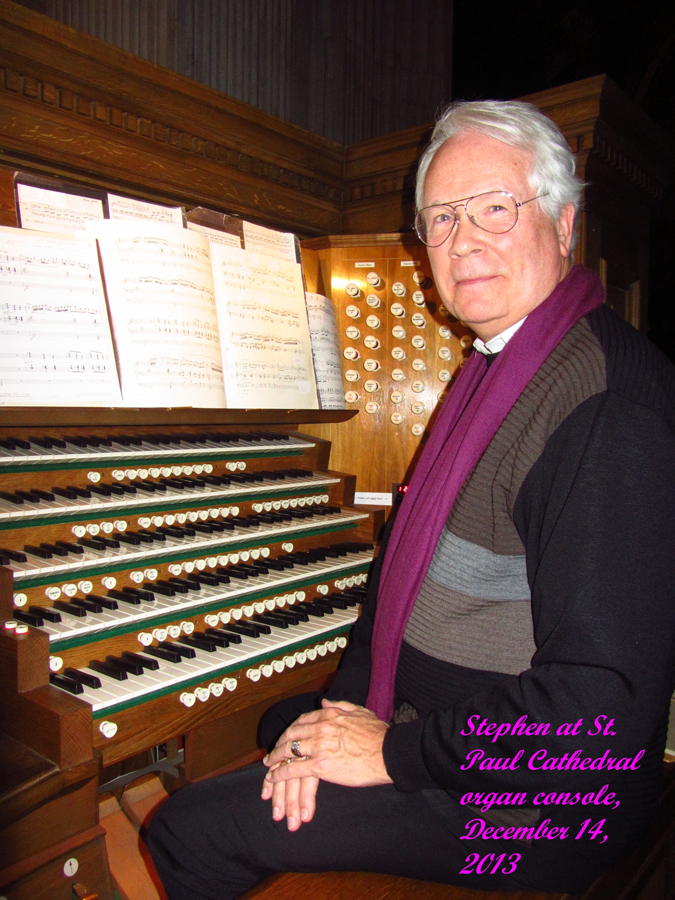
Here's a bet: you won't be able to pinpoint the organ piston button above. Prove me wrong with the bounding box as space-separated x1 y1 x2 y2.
390 303 405 318
412 381 425 393
365 272 381 287
364 380 380 393
412 290 425 306
99 721 118 739
344 390 360 403
390 391 404 404
366 315 381 329
438 346 452 360
261 664 274 677
137 632 153 646
345 305 360 319
438 369 452 382
365 401 379 414
222 677 237 691
411 423 425 437
49 656 63 672
439 326 452 338
391 348 406 362
246 668 261 682
209 682 224 696
391 282 406 297
273 659 285 673
204 614 219 627
283 655 296 668
345 282 361 298
180 692 196 707
412 270 426 285
411 313 426 327
344 369 360 382
412 401 425 414
460 335 473 348
363 358 380 372
337 636 347 649
390 412 404 425
366 294 381 308
392 325 406 340
180 621 194 634
343 347 360 360
412 359 426 372
167 625 182 638
195 687 210 702
363 335 380 349
152 628 168 642
391 368 406 381
345 325 360 340
411 336 426 350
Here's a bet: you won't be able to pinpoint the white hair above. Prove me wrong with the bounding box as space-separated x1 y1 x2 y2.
416 100 584 247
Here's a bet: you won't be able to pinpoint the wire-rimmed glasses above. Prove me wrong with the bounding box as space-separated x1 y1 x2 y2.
414 191 548 247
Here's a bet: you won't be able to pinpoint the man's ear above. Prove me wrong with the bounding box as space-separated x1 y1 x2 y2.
557 204 576 258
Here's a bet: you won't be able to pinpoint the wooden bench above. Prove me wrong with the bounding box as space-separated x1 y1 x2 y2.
239 764 675 900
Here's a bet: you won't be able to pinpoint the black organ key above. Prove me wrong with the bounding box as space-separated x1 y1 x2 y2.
40 542 69 556
106 655 145 676
151 582 176 597
219 566 248 580
145 645 183 664
16 490 43 502
275 607 308 623
0 491 24 504
107 589 142 606
308 600 336 614
203 628 233 646
0 437 30 450
186 572 220 587
70 596 104 614
158 641 196 659
31 605 62 623
302 604 325 617
167 578 198 592
191 522 213 534
116 483 137 495
51 487 78 500
155 526 183 539
249 561 269 574
55 540 84 555
121 651 160 671
64 667 102 688
53 600 87 618
89 659 128 681
0 548 30 562
118 533 141 546
50 673 84 694
329 592 357 607
263 558 292 571
255 614 289 629
24 544 52 559
66 485 92 499
206 626 241 644
78 537 107 551
90 485 113 497
138 529 165 542
15 609 44 627
323 594 349 609
85 594 118 610
135 482 157 494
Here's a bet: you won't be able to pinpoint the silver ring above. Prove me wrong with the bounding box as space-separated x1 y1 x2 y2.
290 739 302 758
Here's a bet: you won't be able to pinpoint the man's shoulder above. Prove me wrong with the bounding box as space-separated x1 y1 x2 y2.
583 305 675 424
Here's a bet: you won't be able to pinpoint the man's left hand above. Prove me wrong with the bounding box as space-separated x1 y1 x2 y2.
263 699 392 788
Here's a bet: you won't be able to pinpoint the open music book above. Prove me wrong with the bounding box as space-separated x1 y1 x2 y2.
0 221 321 409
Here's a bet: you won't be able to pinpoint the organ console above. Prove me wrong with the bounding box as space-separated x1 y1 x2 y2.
0 408 380 898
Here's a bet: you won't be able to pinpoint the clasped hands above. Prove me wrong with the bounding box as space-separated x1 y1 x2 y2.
261 699 392 830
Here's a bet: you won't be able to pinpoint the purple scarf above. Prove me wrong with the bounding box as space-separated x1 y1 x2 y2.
366 265 604 721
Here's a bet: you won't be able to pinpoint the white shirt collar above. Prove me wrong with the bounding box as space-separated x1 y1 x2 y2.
473 316 527 356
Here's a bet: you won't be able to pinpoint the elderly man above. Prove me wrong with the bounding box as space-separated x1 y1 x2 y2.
148 101 675 898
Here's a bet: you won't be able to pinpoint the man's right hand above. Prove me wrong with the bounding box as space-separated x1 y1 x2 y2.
261 770 319 831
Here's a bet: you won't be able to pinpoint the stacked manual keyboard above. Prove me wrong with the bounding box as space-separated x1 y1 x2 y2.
0 420 376 774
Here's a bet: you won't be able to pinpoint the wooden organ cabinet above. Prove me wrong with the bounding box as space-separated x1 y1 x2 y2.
0 408 379 899
301 236 474 500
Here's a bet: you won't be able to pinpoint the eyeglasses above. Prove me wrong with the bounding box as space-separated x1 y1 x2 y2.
414 190 548 247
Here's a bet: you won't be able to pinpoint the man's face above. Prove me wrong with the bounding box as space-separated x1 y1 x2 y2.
423 131 575 341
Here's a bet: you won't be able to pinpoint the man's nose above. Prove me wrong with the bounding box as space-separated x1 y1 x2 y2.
446 206 485 257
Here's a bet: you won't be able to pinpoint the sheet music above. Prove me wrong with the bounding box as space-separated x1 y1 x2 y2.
305 292 345 409
187 221 242 248
17 184 104 235
107 194 184 226
0 227 121 405
94 221 227 408
211 245 318 409
242 221 297 262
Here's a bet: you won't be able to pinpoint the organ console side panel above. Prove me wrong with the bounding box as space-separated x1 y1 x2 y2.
301 235 474 502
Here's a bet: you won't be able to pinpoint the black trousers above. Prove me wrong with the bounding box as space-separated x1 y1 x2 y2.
146 693 606 899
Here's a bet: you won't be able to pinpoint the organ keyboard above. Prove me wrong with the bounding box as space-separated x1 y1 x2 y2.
0 412 376 770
